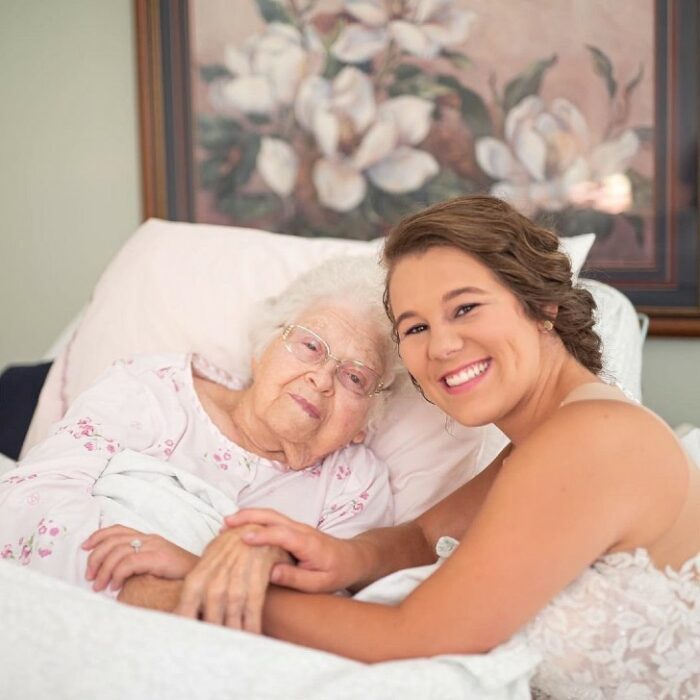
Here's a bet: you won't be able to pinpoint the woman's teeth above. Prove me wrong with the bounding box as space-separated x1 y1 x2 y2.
444 361 489 387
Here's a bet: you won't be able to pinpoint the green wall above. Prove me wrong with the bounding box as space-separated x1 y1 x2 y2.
0 1 698 426
0 0 140 368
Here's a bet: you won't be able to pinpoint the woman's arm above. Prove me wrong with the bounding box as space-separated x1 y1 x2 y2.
253 403 685 661
228 444 509 591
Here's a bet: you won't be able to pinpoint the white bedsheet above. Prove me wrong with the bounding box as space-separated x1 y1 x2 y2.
0 560 538 700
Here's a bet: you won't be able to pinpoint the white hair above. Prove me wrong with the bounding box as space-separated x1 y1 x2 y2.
249 255 404 426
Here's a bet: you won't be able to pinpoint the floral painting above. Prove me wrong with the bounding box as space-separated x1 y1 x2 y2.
190 0 654 265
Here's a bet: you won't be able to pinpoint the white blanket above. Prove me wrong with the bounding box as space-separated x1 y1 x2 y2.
0 561 538 699
92 449 239 555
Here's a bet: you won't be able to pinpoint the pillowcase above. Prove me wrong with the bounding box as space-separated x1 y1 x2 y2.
23 218 594 521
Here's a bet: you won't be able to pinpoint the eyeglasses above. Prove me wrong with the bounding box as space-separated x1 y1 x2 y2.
282 324 385 397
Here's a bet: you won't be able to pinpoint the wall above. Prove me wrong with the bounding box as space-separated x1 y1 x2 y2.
0 1 698 426
643 338 700 427
0 0 140 368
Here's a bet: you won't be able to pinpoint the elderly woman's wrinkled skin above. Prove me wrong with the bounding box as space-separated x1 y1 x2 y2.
83 303 388 631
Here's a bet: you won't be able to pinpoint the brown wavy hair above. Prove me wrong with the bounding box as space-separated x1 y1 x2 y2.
382 195 603 375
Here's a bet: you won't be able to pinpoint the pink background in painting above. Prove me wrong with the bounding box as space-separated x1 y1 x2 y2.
189 0 655 264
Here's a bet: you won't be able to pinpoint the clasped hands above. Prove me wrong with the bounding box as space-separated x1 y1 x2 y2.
81 510 354 632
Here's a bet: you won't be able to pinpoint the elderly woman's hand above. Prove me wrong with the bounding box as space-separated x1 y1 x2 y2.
83 525 199 592
174 525 292 632
224 509 360 593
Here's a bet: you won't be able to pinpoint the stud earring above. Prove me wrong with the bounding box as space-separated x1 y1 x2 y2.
541 319 554 332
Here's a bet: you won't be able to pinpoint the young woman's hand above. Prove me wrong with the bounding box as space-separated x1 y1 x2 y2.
224 509 361 593
174 525 291 632
82 525 198 592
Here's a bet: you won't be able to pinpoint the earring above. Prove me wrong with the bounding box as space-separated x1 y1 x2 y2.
541 319 554 332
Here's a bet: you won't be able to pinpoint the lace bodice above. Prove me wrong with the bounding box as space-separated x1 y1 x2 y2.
525 548 700 699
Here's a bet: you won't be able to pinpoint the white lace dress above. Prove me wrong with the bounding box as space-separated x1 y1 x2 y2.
525 548 700 699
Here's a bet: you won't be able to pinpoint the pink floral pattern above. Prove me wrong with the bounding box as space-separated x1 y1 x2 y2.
335 465 352 480
1 518 65 565
304 464 323 479
58 418 120 454
1 473 38 486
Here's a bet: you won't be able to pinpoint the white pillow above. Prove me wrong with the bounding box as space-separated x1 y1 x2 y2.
23 219 594 521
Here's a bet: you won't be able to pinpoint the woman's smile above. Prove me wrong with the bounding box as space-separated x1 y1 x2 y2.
441 358 492 394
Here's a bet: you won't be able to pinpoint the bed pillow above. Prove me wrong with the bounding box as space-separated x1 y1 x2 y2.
23 219 594 521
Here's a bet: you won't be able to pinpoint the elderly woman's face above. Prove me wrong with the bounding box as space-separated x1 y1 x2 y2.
250 304 385 468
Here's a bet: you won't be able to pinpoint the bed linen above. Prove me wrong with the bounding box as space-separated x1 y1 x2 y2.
0 559 538 700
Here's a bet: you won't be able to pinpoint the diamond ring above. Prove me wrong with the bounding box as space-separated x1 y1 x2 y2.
130 538 143 553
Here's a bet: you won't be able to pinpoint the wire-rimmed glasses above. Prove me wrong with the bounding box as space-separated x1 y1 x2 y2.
282 324 385 397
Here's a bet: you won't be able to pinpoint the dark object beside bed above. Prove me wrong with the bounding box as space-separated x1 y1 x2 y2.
0 362 52 460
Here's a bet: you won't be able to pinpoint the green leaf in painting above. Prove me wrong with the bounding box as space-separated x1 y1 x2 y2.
624 63 644 99
442 49 471 72
197 116 244 152
389 67 452 99
549 206 614 242
198 157 227 191
621 213 645 248
436 75 492 138
420 168 479 204
254 0 293 24
586 45 617 99
633 126 654 144
199 64 233 83
322 54 345 80
626 168 653 209
367 184 422 226
217 192 282 221
503 55 557 113
230 134 262 189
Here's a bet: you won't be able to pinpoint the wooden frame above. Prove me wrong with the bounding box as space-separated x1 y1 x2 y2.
134 0 700 335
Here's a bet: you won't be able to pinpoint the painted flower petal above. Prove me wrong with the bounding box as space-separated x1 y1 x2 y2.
490 181 537 216
389 20 437 58
312 108 340 157
353 117 398 170
475 137 519 180
344 0 388 27
224 44 252 77
561 156 590 191
550 98 589 148
588 130 640 178
331 67 376 132
331 24 389 63
513 127 547 181
378 96 434 144
257 137 299 197
251 24 308 106
313 158 367 212
421 8 477 47
504 95 543 142
529 179 569 212
295 75 331 131
367 146 439 193
220 75 275 114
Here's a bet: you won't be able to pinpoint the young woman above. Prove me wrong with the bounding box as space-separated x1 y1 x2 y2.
126 196 700 698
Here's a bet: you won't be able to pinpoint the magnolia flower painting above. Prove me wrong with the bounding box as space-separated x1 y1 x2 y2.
192 0 654 258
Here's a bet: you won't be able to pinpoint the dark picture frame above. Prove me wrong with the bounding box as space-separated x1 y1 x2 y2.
134 0 700 335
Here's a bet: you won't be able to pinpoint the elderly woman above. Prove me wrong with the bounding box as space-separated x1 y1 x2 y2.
0 255 399 629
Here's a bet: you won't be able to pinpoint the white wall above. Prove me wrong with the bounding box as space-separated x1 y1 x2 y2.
0 0 140 368
0 1 698 427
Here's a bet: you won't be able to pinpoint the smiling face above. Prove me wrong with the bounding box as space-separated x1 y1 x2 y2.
389 246 547 429
247 304 386 468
